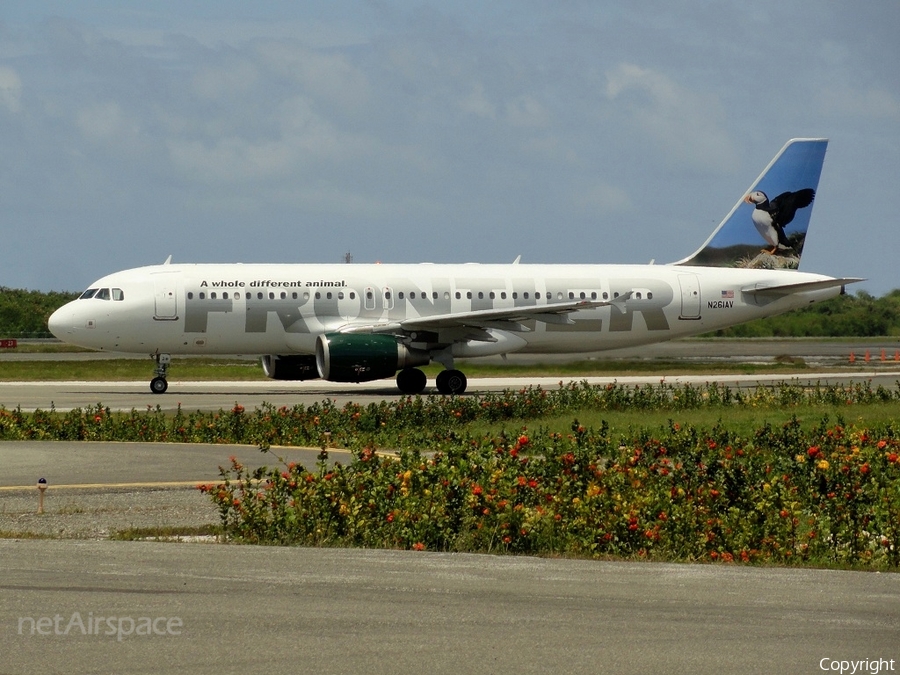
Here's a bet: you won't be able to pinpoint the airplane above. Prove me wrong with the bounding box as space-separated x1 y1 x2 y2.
48 138 861 395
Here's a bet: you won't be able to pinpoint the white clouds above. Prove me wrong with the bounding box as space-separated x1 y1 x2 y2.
504 95 551 129
572 180 631 216
253 40 371 111
817 86 900 121
76 101 138 145
192 60 260 101
167 136 296 183
458 82 496 119
604 63 736 172
0 66 22 112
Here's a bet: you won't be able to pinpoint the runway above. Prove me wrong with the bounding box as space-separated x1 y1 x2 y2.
2 370 899 413
3 337 900 412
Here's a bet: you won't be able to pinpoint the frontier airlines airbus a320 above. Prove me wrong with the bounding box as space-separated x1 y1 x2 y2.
49 139 861 395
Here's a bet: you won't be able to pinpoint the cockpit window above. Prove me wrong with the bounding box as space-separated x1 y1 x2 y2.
95 288 111 300
79 288 98 299
112 288 124 301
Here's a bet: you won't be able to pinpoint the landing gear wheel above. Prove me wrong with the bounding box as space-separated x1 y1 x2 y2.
150 353 171 394
396 367 428 394
436 369 467 395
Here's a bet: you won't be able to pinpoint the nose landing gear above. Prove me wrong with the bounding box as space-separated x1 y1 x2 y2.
150 353 171 394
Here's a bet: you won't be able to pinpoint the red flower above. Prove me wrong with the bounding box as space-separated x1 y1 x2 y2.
472 485 483 496
412 542 425 551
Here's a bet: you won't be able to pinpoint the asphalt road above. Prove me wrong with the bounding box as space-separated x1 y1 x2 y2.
2 370 900 413
3 338 900 412
0 441 328 489
2 540 898 675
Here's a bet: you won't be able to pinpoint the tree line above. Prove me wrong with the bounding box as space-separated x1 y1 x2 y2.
0 287 898 339
707 289 900 338
0 287 79 338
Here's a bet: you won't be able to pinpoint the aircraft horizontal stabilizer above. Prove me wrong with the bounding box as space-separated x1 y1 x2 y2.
740 277 865 297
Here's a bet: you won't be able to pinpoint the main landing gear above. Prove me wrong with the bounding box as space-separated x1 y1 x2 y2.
394 368 468 395
150 353 171 394
435 369 467 395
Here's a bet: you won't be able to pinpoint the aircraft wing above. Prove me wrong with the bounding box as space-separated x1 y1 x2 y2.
337 297 624 338
741 277 865 297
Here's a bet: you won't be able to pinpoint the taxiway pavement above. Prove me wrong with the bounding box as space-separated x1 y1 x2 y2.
2 540 898 675
2 369 900 413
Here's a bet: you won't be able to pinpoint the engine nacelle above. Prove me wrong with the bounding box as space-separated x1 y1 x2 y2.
316 333 429 383
260 354 320 381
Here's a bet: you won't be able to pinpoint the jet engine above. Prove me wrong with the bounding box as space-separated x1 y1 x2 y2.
260 354 320 380
316 333 429 383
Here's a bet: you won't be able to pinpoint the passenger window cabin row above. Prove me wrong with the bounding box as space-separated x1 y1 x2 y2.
79 287 639 304
185 289 626 302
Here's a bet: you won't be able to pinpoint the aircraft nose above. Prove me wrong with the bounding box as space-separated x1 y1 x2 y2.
48 304 74 339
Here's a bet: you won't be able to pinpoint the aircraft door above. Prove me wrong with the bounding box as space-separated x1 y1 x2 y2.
364 287 376 311
678 274 701 320
152 272 180 321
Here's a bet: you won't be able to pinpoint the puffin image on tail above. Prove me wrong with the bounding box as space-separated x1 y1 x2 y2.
744 188 815 254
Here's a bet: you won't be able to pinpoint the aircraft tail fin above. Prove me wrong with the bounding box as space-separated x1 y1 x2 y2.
674 138 828 270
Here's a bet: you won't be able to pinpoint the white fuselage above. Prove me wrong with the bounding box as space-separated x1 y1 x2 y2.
49 262 841 358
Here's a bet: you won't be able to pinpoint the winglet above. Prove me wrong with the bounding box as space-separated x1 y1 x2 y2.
674 139 828 270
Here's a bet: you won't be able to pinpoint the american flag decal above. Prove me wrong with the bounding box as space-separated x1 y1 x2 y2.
721 290 734 298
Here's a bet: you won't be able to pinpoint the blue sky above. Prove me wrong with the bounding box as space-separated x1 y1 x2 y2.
1 2 898 295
